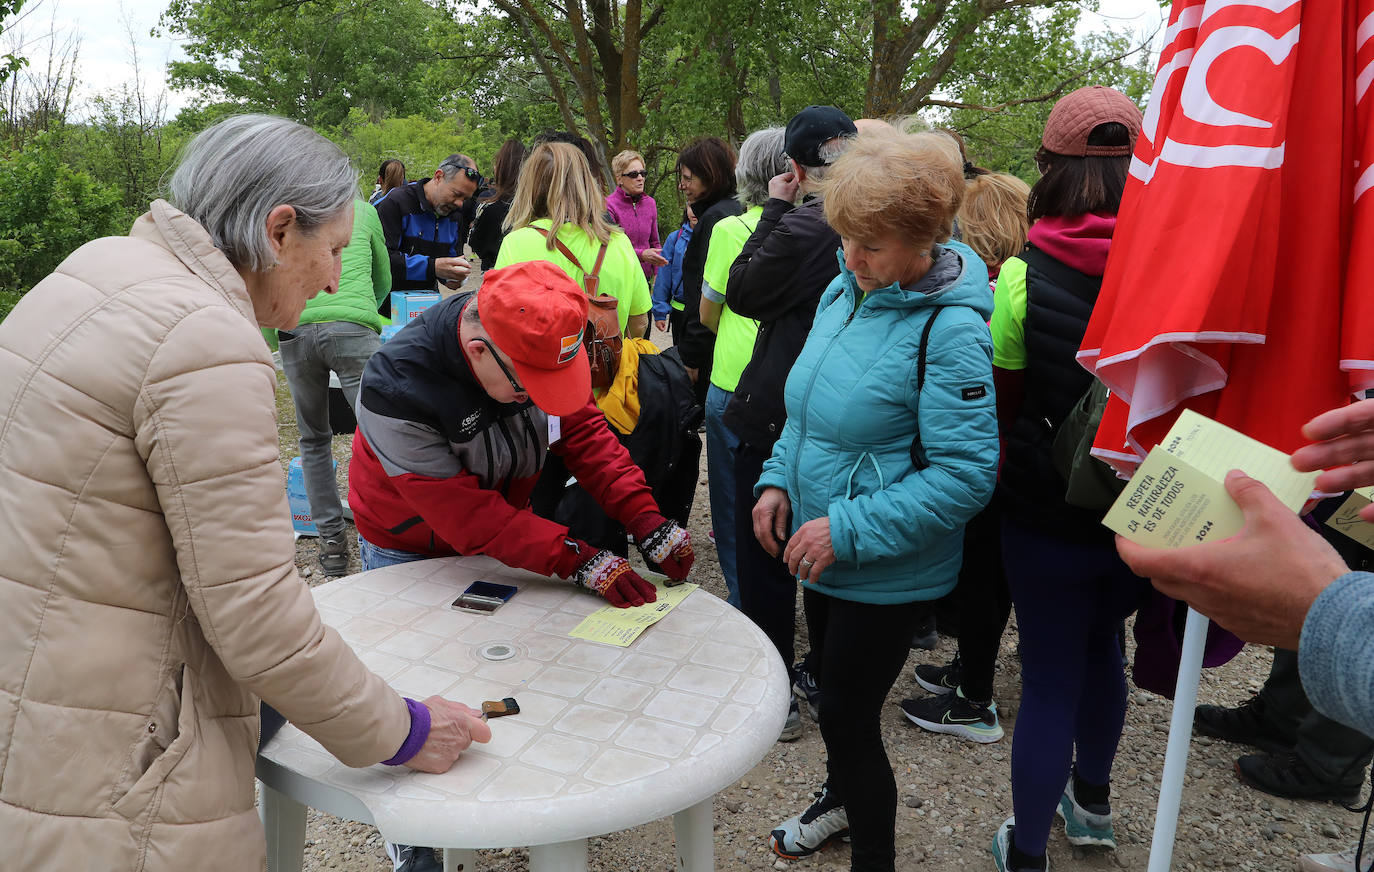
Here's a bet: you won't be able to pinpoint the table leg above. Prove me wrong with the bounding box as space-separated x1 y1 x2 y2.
443 848 478 871
673 796 714 872
258 780 307 872
528 839 588 871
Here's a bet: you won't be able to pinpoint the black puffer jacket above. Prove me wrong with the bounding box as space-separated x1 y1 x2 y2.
722 194 841 450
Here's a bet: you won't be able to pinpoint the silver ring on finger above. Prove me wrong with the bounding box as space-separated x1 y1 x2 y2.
799 557 814 568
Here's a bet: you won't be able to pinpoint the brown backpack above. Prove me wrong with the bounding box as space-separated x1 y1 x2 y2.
531 227 623 391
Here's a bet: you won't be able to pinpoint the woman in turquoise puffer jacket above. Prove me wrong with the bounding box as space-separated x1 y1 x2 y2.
754 127 999 872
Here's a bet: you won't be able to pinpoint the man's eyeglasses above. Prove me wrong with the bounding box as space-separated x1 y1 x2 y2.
620 170 648 179
476 337 526 395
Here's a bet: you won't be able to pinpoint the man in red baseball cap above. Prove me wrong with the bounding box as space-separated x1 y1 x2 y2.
347 261 694 616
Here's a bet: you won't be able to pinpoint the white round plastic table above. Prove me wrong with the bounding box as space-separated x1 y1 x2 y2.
256 555 789 872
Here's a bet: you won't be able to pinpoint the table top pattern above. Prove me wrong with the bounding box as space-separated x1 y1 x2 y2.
257 556 789 848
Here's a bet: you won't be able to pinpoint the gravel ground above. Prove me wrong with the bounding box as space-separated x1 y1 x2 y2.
273 328 1369 872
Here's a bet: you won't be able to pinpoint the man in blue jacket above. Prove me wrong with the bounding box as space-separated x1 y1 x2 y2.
375 154 479 303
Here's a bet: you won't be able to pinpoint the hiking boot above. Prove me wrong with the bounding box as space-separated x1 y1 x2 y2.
769 785 850 860
385 843 442 872
778 698 802 743
900 688 1003 743
1299 846 1374 872
1056 774 1116 849
318 533 350 577
792 662 820 720
1194 696 1294 754
910 612 938 650
1235 751 1364 803
991 816 1049 872
914 655 962 695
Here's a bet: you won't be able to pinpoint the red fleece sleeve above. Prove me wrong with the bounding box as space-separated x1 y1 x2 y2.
390 470 590 578
550 399 660 527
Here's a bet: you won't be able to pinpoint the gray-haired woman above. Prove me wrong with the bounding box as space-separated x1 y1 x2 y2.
697 126 789 615
0 114 489 870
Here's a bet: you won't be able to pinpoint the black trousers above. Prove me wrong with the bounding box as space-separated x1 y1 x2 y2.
1260 647 1373 783
734 441 801 679
806 588 923 872
954 499 1012 702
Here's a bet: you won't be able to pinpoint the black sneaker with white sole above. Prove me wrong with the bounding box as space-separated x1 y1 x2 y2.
914 655 962 695
900 688 1003 743
385 843 442 872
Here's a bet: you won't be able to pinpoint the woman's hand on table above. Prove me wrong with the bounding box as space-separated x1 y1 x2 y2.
783 518 835 584
752 487 791 558
403 697 492 774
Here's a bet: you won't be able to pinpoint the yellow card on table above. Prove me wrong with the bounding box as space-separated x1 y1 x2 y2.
1103 409 1318 548
1325 487 1374 550
568 581 699 647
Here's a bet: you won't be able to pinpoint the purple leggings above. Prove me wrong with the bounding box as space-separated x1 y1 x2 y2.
1002 516 1148 857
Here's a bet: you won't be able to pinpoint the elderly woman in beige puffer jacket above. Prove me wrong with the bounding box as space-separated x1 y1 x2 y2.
0 115 490 871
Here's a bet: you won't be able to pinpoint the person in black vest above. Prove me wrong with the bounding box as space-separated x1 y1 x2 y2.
724 105 857 742
987 86 1149 872
674 137 740 406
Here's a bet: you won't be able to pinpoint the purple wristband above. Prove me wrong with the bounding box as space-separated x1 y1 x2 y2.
382 698 432 766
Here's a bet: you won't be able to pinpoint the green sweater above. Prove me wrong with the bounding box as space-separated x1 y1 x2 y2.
297 199 391 332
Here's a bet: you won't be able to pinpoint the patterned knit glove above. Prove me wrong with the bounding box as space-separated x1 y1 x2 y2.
627 514 695 582
571 549 658 608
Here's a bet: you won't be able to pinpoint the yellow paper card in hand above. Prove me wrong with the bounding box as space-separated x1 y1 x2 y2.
1325 487 1374 550
568 580 699 647
1103 409 1318 549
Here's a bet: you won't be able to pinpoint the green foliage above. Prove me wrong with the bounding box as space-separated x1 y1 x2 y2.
161 0 460 128
0 132 125 316
325 106 506 191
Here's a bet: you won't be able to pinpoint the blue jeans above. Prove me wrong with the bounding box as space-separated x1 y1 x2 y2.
359 536 430 571
705 384 740 607
278 321 380 538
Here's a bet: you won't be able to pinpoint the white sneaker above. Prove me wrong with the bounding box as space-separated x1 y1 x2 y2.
1299 847 1374 872
1056 775 1115 849
769 784 849 859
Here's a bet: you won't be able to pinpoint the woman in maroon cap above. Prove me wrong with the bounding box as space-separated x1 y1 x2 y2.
986 85 1148 872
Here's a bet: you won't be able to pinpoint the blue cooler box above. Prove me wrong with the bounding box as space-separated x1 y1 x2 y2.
391 291 442 322
287 456 338 537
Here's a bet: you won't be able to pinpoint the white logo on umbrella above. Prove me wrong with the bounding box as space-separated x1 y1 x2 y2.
1132 0 1301 183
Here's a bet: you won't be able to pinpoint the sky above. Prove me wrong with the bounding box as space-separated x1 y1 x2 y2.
20 0 1169 120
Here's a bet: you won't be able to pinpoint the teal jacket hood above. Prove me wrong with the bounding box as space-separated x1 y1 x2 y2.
828 240 992 321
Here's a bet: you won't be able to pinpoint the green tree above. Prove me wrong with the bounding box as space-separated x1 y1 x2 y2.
160 0 460 128
0 132 124 318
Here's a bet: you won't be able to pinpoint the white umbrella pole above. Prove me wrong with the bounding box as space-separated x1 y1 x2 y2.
1147 606 1210 872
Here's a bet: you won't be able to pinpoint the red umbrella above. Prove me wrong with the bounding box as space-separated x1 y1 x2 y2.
1076 3 1373 868
1079 0 1370 473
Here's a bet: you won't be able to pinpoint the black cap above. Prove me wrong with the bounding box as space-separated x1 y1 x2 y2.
784 106 858 168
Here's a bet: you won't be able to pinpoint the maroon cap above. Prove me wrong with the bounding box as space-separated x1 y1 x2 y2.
1042 86 1143 158
478 262 592 416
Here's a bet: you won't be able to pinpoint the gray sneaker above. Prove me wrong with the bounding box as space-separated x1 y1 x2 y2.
1300 847 1374 872
770 784 849 859
318 534 349 577
779 698 802 742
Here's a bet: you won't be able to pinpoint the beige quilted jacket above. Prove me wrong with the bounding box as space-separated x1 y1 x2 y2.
0 201 410 870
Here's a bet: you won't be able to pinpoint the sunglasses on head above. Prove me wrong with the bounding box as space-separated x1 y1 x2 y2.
443 164 482 184
621 170 647 179
475 337 526 395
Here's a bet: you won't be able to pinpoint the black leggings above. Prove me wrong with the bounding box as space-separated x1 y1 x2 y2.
806 588 923 872
954 500 1012 701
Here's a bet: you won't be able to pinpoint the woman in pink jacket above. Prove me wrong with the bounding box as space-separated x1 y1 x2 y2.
606 149 668 287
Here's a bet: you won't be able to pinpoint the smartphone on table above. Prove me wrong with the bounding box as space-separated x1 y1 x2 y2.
451 580 519 614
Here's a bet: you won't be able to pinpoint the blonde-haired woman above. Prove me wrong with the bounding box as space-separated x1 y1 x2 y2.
496 142 651 338
959 172 1031 280
753 127 998 870
606 148 667 285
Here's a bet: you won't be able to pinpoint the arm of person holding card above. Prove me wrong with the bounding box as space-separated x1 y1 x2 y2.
1116 398 1374 738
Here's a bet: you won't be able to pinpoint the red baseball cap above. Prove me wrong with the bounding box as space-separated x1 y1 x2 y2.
478 262 592 416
